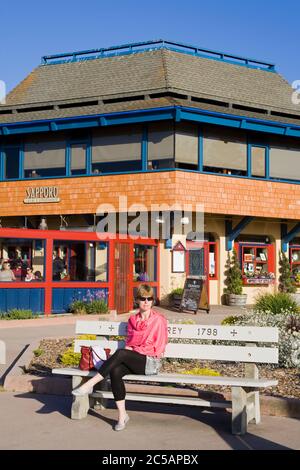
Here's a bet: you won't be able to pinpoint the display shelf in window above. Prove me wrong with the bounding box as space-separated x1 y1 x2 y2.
236 242 275 285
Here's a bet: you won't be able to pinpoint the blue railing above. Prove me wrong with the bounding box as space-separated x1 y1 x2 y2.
41 39 276 72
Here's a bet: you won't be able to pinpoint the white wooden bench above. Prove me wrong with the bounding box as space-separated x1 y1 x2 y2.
52 320 279 435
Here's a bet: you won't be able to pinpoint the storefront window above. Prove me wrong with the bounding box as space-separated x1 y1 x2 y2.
3 147 20 180
203 127 247 176
92 125 142 174
148 121 174 170
175 122 198 170
24 137 66 178
290 246 300 284
70 143 87 176
53 241 108 282
251 146 266 178
239 243 275 284
270 145 300 181
0 238 45 281
133 244 157 282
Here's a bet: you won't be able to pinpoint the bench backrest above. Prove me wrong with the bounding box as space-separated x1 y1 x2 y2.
74 320 278 364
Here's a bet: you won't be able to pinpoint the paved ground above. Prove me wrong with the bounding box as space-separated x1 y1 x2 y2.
0 392 299 450
2 305 299 451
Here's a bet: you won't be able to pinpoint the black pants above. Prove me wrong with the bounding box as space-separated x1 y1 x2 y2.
97 349 146 401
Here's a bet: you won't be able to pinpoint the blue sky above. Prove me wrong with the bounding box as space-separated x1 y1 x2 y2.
0 0 299 94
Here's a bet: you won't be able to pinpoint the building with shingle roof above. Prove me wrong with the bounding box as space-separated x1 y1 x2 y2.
0 39 300 314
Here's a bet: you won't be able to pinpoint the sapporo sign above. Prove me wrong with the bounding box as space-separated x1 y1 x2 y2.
24 186 60 204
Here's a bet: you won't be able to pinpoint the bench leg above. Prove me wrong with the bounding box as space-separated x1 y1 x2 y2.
246 390 261 425
92 379 110 410
244 363 261 424
71 376 90 420
231 387 247 435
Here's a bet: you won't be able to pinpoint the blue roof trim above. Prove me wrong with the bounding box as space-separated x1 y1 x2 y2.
41 39 276 72
0 105 300 137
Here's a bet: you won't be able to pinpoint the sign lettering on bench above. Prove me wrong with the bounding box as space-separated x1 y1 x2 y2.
75 321 278 342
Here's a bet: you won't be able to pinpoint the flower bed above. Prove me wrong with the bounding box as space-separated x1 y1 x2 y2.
26 338 300 400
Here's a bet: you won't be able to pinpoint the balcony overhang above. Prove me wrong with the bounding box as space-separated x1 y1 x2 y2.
1 105 300 137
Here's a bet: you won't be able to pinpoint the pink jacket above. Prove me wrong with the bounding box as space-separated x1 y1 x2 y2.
125 309 168 358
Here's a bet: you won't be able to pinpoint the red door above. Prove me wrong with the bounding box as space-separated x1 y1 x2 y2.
114 242 131 314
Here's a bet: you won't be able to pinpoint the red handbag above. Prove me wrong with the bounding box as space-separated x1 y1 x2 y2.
79 346 110 371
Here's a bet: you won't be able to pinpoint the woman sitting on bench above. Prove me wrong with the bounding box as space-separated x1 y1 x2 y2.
72 284 168 431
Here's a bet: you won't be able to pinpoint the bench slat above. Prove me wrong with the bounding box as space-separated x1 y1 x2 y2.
52 368 278 387
75 321 278 342
74 340 279 363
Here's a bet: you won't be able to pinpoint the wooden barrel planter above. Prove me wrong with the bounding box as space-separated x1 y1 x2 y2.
226 293 247 306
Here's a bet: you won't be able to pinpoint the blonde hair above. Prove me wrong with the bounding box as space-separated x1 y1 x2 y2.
136 284 154 299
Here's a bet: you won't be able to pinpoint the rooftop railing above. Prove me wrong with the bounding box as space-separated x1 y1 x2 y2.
41 39 276 72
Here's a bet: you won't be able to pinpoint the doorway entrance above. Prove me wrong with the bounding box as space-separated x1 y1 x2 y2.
114 241 131 314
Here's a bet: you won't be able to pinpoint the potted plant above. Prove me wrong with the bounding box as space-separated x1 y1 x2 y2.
169 287 184 308
224 249 247 306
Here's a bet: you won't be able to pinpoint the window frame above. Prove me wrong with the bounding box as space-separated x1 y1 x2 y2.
66 139 90 177
236 242 275 285
1 145 22 180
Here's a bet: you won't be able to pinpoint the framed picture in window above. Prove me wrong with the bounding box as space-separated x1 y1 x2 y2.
259 253 267 261
244 254 253 262
247 263 254 273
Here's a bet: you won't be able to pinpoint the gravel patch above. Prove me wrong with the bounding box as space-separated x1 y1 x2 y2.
27 338 300 400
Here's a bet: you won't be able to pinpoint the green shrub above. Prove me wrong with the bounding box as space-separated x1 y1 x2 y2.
0 309 35 320
224 249 243 295
59 334 97 366
59 348 81 367
69 299 109 315
33 348 44 357
221 315 241 325
85 300 109 314
279 250 297 293
181 367 220 376
77 334 97 340
69 300 87 315
229 310 300 368
254 292 299 315
170 288 184 297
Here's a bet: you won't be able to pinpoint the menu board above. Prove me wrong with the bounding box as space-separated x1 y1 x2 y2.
180 276 210 314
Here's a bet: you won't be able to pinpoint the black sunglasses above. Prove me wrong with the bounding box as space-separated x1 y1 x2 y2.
138 296 154 302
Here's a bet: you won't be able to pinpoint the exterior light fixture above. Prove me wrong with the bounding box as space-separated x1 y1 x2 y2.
180 217 189 225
